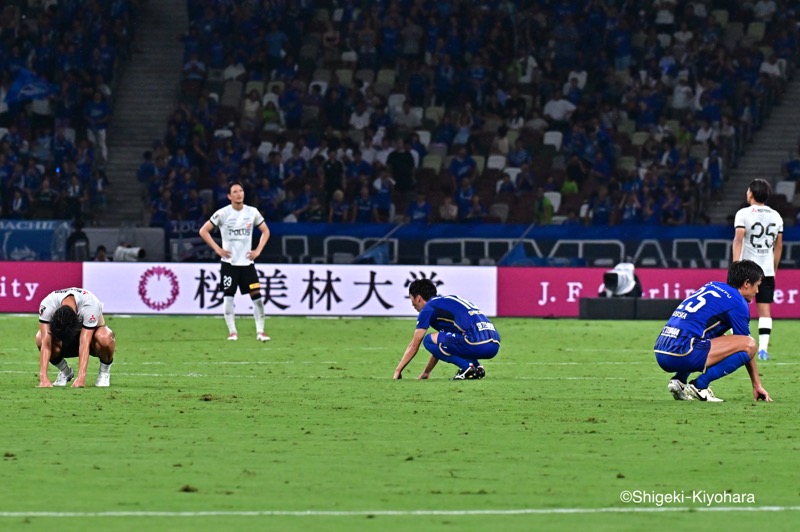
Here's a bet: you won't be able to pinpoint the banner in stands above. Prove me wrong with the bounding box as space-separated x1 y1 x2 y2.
82 263 498 316
0 262 83 312
498 267 800 318
0 220 71 261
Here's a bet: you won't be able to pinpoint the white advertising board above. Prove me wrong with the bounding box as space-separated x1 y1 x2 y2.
83 263 497 316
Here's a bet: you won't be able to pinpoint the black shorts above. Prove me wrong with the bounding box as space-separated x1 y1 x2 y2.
56 332 97 359
756 276 775 304
220 262 261 296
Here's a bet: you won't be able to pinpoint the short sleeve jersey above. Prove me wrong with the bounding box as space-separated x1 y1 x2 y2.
654 281 750 355
734 204 783 276
209 204 265 266
39 288 103 328
416 295 500 344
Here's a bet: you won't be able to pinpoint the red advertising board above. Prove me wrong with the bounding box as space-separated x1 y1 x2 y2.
497 267 800 318
0 262 83 313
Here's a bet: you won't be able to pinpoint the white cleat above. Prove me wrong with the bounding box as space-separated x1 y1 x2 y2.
256 332 271 342
227 332 238 341
95 372 111 388
667 379 693 400
687 380 723 402
53 368 75 387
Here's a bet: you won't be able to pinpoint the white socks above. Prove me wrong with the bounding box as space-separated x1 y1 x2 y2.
99 362 112 375
252 298 265 334
224 296 237 333
758 317 772 352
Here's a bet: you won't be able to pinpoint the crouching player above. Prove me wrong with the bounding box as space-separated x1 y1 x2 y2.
37 287 116 388
654 260 772 402
393 279 500 380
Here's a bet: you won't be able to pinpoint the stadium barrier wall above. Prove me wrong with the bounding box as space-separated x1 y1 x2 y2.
497 267 800 318
3 262 799 318
0 262 83 312
81 262 497 316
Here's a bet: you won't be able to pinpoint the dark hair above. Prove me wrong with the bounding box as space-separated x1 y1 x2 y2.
50 305 82 343
227 181 244 194
748 179 771 204
727 260 764 288
409 279 437 301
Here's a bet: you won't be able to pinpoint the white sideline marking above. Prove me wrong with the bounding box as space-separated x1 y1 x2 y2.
1 506 800 518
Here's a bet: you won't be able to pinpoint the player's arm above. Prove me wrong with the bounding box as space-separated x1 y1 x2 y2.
744 357 772 401
393 328 427 379
419 356 438 380
773 231 783 273
71 326 95 388
248 221 270 260
198 220 229 259
38 322 53 387
732 226 746 261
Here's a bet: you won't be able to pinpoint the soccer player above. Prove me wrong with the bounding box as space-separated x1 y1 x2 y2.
654 260 772 402
199 181 271 341
732 178 783 360
36 287 116 388
393 279 500 380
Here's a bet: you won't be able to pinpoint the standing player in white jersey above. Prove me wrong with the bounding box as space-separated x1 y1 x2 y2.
37 287 116 388
199 181 272 341
732 178 783 360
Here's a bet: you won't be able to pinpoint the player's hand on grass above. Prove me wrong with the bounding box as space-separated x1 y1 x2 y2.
71 376 86 388
38 377 52 388
754 386 772 402
393 371 402 380
418 372 430 380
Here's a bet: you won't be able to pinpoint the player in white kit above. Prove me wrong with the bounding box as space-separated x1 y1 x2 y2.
732 178 783 360
199 181 272 341
36 287 116 388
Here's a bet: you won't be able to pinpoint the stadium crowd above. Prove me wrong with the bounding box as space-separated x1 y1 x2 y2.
1 1 798 229
0 0 137 223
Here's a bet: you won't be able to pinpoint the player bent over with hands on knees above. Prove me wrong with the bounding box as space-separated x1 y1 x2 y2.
654 260 772 403
393 279 500 380
36 288 116 388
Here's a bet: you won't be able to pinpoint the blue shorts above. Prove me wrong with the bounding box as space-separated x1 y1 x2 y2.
655 338 710 373
436 331 500 360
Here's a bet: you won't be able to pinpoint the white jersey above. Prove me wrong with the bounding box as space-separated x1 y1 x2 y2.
39 288 103 328
209 204 265 266
734 204 783 276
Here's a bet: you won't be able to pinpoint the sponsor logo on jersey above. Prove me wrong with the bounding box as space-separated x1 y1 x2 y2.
88 314 97 323
661 326 681 338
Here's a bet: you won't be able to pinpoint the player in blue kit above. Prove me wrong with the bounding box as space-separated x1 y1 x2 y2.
393 279 500 380
654 260 772 402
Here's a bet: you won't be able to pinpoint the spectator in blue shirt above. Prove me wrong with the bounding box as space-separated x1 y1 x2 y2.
405 192 431 224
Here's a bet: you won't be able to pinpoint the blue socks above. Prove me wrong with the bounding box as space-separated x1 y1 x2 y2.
695 351 751 389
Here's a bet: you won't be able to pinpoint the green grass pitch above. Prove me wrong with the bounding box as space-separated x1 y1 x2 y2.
0 314 797 531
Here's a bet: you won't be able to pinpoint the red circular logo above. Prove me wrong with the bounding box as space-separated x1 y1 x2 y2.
138 267 180 311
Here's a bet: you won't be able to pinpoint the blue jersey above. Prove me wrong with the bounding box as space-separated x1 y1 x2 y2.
417 295 500 345
654 281 751 355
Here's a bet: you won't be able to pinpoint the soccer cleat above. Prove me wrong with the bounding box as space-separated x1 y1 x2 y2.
474 365 486 379
53 367 75 387
256 332 271 342
95 372 110 388
757 349 769 361
452 364 477 380
667 378 693 401
227 332 238 341
687 380 723 402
